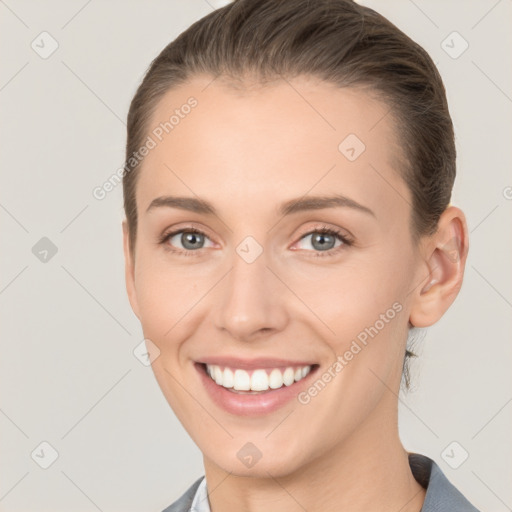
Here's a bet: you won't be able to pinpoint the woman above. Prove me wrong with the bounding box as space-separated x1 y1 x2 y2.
121 1 480 510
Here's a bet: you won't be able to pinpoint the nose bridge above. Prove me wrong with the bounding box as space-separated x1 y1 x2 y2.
214 236 287 339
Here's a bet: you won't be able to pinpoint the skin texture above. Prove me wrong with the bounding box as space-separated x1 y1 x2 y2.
122 75 468 512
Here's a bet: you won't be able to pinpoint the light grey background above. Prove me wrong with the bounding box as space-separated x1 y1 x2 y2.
0 0 511 511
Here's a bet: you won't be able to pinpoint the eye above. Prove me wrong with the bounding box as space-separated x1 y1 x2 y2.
158 227 215 254
158 224 352 257
293 226 352 257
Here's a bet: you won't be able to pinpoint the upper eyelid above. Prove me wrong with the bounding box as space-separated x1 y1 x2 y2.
159 223 214 241
161 224 348 239
294 225 353 246
292 228 352 250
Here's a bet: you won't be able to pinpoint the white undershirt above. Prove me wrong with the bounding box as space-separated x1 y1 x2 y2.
190 477 210 512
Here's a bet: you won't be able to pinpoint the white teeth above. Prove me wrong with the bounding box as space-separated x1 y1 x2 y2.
223 367 234 388
251 369 269 391
233 369 251 391
205 364 313 392
283 367 295 386
301 366 311 378
214 366 223 385
269 368 283 389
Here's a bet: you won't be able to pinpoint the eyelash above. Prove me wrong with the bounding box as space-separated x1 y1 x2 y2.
157 225 353 258
157 227 206 257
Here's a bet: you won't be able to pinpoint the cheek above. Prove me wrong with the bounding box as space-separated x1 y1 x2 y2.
281 252 405 333
281 244 413 383
133 257 203 347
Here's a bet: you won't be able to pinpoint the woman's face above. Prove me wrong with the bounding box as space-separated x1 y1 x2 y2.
124 75 427 476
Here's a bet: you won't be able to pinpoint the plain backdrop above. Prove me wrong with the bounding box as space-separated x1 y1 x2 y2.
0 1 511 511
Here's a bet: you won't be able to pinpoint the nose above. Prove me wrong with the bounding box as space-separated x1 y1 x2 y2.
213 243 289 342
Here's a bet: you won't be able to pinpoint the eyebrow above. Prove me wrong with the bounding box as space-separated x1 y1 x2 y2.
146 194 375 217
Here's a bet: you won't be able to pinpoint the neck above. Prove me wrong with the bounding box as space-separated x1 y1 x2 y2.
203 393 426 512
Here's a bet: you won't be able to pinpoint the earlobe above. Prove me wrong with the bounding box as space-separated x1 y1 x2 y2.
409 206 469 328
122 220 140 320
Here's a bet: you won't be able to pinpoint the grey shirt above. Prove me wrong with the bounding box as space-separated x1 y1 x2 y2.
162 452 480 512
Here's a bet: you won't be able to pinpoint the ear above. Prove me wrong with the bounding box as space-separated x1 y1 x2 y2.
122 220 140 320
409 206 469 328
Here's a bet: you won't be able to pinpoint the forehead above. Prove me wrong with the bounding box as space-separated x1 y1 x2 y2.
135 75 410 223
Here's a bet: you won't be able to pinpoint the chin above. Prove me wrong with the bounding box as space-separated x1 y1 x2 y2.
202 439 314 479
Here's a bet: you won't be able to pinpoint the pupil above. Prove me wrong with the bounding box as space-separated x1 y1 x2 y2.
183 232 202 249
313 233 333 251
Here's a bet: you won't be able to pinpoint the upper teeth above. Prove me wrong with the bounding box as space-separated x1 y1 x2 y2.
206 364 312 391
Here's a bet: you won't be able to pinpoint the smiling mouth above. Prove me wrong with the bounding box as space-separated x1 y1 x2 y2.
199 362 319 393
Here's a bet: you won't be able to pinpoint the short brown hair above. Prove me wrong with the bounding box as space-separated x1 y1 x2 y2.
123 0 456 386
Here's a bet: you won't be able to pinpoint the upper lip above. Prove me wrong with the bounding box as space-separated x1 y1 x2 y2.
197 356 317 369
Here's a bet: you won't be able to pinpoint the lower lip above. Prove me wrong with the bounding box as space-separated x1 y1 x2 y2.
195 362 318 417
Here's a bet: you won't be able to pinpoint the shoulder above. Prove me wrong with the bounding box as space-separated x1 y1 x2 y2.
408 453 481 512
161 476 205 512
